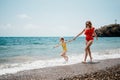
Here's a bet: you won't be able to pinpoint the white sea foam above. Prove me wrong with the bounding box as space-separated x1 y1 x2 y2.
0 48 120 75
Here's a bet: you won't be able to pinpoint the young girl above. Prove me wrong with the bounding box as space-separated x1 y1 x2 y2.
73 21 98 63
54 37 72 62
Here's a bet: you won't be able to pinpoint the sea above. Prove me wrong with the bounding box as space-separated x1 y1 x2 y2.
0 37 120 75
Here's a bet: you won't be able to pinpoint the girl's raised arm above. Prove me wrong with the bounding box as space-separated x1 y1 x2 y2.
53 43 61 48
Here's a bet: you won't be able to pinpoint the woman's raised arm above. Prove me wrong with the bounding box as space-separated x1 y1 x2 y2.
73 29 85 40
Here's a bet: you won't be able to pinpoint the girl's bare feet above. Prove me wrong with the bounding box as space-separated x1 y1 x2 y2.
65 56 68 61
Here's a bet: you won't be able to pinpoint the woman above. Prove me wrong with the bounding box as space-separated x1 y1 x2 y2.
73 21 98 63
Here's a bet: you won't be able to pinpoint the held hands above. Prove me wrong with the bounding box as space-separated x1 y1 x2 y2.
73 38 76 40
67 38 76 43
53 45 59 48
73 37 77 40
67 39 74 42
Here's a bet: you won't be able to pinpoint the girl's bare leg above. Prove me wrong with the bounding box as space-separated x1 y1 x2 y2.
61 51 68 61
65 55 68 61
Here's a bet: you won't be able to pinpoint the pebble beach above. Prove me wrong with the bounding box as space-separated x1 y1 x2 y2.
0 58 120 80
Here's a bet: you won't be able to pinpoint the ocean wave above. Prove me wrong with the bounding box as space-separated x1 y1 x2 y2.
32 42 44 45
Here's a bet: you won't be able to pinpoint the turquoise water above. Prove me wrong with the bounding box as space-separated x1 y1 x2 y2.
0 37 120 75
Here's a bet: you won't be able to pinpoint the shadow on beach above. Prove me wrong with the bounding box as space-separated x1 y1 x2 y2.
87 61 100 64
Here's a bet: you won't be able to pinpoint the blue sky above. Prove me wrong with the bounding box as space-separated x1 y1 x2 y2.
0 0 120 36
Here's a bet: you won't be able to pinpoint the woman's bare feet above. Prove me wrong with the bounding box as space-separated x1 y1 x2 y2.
90 58 92 62
82 61 86 64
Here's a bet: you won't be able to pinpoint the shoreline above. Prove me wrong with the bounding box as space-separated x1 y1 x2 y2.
0 58 120 80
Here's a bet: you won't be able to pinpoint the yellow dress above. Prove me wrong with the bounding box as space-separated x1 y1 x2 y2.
61 42 67 51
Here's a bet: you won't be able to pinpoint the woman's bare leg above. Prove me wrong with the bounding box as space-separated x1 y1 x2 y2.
87 40 93 62
83 41 88 63
83 40 93 63
88 47 92 62
84 49 88 63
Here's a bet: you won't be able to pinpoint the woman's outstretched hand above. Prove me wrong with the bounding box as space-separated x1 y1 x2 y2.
67 39 74 42
73 37 76 40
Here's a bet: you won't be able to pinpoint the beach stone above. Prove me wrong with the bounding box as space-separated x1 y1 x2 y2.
0 59 120 80
62 64 120 80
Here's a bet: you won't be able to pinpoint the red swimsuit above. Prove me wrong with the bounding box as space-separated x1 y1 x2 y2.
84 27 95 41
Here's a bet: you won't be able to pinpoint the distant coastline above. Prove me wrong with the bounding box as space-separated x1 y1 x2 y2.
95 24 120 37
0 24 120 37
